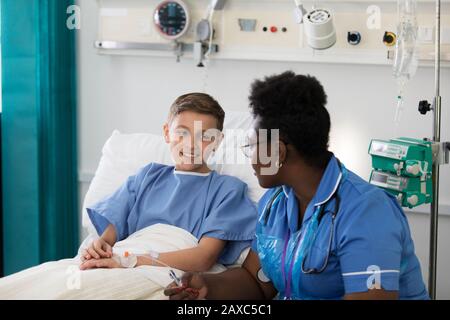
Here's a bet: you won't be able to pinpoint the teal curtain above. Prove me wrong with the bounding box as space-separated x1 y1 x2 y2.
1 0 78 274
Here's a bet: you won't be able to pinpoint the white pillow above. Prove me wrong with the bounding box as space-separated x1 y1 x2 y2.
81 111 264 235
81 131 173 234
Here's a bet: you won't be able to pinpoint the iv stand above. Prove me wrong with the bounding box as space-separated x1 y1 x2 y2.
428 0 441 300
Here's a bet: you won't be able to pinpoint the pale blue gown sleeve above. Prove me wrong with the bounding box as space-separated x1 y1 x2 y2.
86 165 149 241
199 178 258 265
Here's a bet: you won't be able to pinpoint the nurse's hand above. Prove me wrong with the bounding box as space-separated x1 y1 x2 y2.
164 272 208 300
79 258 122 270
81 238 113 261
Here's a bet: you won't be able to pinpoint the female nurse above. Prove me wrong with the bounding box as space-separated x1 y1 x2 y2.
164 71 429 300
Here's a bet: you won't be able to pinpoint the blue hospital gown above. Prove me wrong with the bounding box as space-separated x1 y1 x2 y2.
87 163 258 265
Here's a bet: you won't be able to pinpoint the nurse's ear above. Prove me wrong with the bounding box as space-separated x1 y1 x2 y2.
278 140 288 166
163 123 170 143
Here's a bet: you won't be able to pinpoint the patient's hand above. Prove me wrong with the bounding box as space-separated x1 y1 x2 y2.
81 238 113 261
79 258 121 270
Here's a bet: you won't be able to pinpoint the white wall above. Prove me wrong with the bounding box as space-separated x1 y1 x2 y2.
77 0 450 298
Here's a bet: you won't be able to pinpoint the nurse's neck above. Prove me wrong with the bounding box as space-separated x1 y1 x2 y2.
282 157 326 219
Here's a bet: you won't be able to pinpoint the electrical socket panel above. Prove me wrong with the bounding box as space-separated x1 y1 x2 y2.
96 0 450 65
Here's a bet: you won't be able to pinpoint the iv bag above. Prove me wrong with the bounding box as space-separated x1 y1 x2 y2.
393 0 419 86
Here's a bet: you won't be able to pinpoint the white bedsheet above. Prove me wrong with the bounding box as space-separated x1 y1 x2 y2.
0 224 236 300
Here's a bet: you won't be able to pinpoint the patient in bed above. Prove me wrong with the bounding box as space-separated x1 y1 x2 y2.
79 93 257 272
0 93 256 299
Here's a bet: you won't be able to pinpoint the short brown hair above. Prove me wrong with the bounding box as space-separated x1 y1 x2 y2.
169 93 225 131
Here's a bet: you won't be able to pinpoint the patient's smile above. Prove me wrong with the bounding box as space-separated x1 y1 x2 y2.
179 150 201 163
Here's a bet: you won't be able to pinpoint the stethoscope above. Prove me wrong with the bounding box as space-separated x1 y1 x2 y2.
261 160 344 299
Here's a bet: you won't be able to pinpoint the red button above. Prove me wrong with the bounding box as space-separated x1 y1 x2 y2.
270 26 278 33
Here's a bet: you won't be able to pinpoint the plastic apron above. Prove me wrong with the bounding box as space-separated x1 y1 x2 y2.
256 168 346 300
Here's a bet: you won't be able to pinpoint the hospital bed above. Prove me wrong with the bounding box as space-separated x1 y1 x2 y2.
0 111 264 299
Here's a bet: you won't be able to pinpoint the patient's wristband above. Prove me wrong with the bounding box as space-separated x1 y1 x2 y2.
149 250 160 266
114 251 159 268
114 252 138 268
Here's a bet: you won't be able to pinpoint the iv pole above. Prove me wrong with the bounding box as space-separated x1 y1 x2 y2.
428 0 441 300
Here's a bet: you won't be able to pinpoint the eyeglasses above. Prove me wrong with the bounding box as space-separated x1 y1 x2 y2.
240 133 268 158
240 142 257 158
240 138 288 158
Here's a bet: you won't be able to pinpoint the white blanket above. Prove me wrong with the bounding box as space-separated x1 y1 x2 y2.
0 224 238 300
